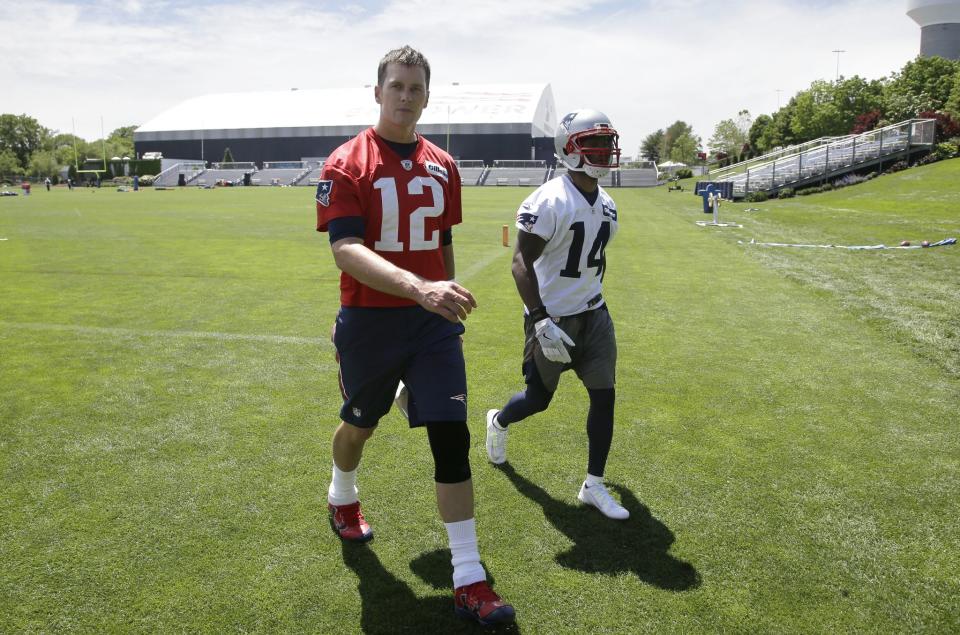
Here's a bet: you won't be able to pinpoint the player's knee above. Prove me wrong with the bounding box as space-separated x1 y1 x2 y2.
426 421 472 484
587 387 615 417
526 382 553 414
339 421 376 443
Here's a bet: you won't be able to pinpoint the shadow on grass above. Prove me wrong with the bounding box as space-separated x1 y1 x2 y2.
494 462 700 591
340 541 522 633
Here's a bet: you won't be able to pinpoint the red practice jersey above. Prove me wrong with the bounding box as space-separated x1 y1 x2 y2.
316 128 463 307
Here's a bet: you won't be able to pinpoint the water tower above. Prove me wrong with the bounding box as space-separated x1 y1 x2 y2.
908 0 960 60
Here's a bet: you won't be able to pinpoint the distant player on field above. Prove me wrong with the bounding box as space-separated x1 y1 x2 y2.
316 45 514 626
486 109 630 521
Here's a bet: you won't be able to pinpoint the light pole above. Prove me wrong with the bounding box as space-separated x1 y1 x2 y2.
776 89 782 110
832 49 846 82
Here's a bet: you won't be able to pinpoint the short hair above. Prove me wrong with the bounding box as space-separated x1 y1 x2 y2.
377 45 431 89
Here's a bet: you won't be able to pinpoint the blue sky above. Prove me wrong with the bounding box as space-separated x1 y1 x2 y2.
3 0 922 156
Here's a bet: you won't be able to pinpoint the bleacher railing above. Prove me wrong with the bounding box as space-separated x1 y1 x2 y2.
263 161 305 169
492 160 545 168
211 162 256 170
456 160 485 168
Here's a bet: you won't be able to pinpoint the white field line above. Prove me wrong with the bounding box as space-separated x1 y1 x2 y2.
457 244 511 282
0 321 330 346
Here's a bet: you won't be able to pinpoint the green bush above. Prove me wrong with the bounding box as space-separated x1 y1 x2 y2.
778 188 795 199
745 191 769 202
821 183 834 191
139 175 155 186
675 168 693 179
933 142 958 161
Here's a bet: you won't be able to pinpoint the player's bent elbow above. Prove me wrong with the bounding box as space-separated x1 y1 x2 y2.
330 237 365 272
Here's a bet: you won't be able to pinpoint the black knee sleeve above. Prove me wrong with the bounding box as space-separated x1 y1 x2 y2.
426 421 472 484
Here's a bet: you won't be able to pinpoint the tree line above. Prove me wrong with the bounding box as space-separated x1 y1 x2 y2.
641 55 960 166
0 115 136 180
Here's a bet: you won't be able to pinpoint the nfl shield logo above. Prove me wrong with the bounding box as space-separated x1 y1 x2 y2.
316 180 333 207
401 160 413 171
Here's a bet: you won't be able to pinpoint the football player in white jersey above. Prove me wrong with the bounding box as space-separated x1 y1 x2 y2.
486 109 629 520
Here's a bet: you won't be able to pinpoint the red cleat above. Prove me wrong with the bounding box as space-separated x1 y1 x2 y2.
328 501 373 543
454 580 515 626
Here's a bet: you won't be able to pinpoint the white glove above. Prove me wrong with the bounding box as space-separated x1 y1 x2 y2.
534 318 574 363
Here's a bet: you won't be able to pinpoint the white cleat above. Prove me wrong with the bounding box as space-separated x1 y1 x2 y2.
394 381 410 420
485 409 508 464
578 481 630 520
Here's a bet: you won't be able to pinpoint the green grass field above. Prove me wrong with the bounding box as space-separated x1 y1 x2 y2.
1 162 958 633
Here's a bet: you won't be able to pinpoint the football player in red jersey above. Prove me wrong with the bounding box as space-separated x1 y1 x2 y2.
316 46 514 626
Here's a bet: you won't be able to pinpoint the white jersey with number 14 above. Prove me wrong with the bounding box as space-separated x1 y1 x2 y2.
515 174 618 317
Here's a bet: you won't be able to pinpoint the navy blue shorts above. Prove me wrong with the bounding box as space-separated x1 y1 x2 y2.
333 305 467 428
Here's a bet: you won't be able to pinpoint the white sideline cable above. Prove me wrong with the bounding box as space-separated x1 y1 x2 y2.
739 237 956 250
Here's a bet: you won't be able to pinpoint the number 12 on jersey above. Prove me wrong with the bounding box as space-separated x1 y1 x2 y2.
373 176 445 252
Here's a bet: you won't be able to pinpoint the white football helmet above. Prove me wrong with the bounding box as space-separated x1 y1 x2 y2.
554 109 621 179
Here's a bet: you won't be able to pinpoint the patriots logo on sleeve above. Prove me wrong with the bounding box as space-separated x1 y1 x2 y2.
601 203 617 221
517 212 539 231
316 180 333 207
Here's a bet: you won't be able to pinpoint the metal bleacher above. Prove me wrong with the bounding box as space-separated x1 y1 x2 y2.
616 160 660 187
708 118 936 198
193 169 249 187
153 156 668 190
250 168 301 186
483 160 549 187
153 161 205 187
456 160 486 186
297 165 324 186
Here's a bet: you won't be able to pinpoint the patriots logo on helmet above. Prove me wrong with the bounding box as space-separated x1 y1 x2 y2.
517 212 538 231
559 111 577 133
316 180 333 207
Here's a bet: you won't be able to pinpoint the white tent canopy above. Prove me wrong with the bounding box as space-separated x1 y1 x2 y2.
135 83 557 142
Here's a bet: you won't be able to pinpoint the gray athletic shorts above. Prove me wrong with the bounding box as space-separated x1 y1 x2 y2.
523 304 616 392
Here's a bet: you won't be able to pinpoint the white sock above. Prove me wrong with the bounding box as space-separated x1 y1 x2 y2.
327 465 359 505
585 473 603 487
445 518 486 588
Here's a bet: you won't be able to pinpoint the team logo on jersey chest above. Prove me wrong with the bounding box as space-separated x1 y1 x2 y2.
425 161 448 183
316 180 333 207
401 160 413 171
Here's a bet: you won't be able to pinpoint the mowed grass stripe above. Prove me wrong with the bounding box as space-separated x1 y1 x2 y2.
0 321 332 346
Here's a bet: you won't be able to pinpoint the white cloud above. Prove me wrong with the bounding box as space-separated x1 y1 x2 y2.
3 0 922 155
